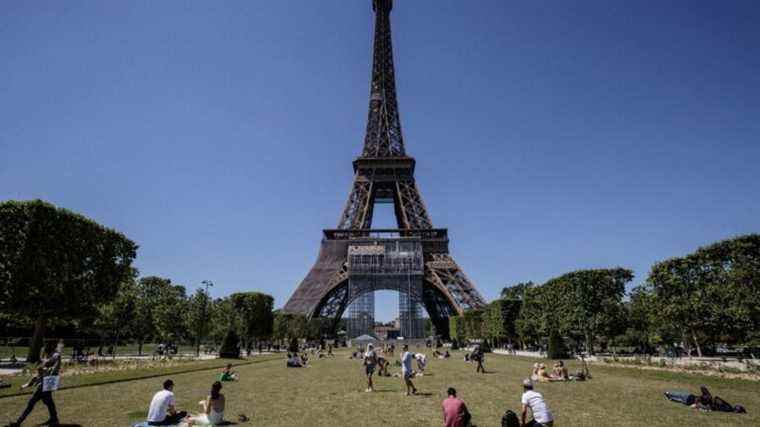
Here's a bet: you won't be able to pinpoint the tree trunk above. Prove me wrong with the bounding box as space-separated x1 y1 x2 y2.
27 317 46 364
691 328 703 358
138 339 144 356
585 330 594 355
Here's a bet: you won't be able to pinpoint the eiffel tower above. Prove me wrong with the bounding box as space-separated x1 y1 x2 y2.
282 0 485 338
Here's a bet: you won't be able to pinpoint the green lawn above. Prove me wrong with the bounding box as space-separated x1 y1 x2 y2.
1 350 758 426
0 357 277 399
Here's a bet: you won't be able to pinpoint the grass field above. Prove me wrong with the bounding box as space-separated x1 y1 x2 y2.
1 349 758 426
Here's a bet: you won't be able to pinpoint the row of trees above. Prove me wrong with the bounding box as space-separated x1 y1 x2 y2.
95 275 275 355
451 234 760 358
0 200 277 360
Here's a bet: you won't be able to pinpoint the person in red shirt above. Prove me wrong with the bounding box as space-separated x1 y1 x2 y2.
442 387 471 427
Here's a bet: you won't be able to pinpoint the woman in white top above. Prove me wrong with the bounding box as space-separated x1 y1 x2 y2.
187 381 225 425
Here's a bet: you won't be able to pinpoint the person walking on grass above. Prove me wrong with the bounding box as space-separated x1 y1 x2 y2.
472 345 485 374
520 379 554 427
10 341 63 427
401 344 417 396
363 343 378 392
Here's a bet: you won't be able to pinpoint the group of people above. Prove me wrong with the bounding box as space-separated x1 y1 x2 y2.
143 379 225 426
530 360 588 383
144 362 245 426
359 343 420 396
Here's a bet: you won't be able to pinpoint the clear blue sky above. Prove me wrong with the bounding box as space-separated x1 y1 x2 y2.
2 0 759 321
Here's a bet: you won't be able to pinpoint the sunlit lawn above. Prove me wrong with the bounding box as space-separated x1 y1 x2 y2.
1 349 758 426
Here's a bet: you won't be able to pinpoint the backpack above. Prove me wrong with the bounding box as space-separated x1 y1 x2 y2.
501 409 520 427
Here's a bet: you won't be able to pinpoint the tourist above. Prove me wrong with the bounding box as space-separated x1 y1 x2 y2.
536 364 552 382
377 355 390 377
11 341 63 427
363 343 378 392
286 353 303 368
551 361 568 381
186 381 225 425
219 363 238 381
530 363 540 382
472 346 485 373
146 379 188 426
415 352 427 373
520 379 554 427
401 344 417 396
442 387 471 427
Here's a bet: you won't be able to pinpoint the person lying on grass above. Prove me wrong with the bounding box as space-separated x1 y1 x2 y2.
185 381 225 426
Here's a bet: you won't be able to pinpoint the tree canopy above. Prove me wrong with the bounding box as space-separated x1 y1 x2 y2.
0 200 137 362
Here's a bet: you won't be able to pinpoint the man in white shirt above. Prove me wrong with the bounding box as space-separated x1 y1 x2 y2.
363 343 378 392
520 379 554 427
147 379 187 426
400 345 417 396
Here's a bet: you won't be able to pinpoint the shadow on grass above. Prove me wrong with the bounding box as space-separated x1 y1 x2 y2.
34 424 82 427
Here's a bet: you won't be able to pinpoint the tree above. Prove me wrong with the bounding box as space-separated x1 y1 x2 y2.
131 276 164 355
645 234 760 356
0 200 137 362
516 285 552 348
448 315 465 345
500 281 534 300
485 298 521 347
208 297 237 346
546 268 632 354
184 288 212 354
230 292 274 352
94 274 139 354
152 281 188 343
219 327 240 359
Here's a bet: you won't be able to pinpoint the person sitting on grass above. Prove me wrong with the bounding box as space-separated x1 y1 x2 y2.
520 379 554 427
286 353 303 368
147 379 188 426
400 344 418 396
219 363 238 382
551 361 568 381
186 381 225 426
363 343 378 392
442 387 471 427
535 364 552 382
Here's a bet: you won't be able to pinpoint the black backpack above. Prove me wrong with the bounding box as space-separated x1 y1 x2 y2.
501 409 520 427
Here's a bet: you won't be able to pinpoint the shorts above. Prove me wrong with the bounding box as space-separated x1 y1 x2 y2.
403 371 413 380
365 365 375 375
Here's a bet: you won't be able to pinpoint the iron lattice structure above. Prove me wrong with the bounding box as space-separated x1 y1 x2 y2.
283 0 486 338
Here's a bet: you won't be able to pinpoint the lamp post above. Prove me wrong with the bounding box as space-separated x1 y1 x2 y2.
197 280 214 357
